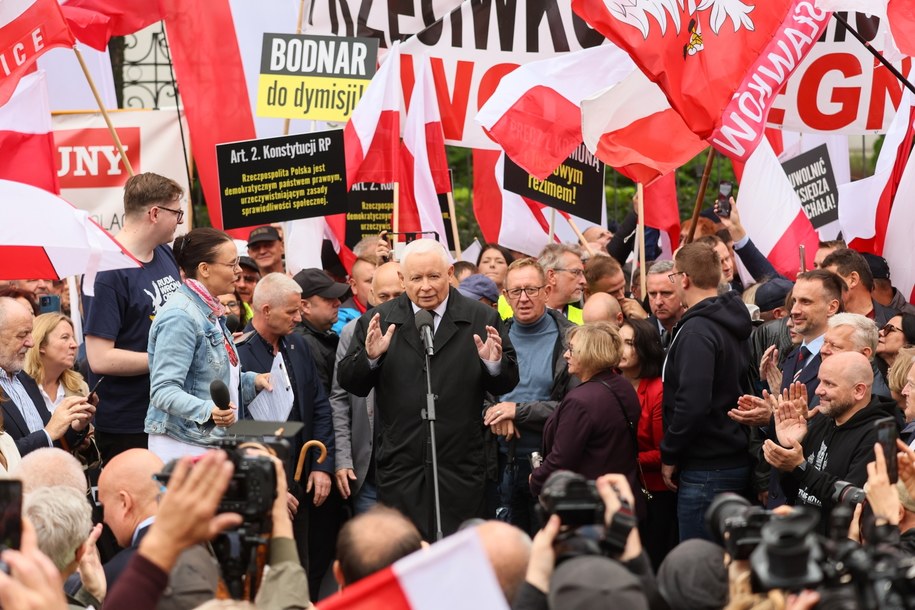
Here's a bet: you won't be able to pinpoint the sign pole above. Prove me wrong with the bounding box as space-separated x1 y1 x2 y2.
686 148 716 244
73 47 134 177
446 192 462 260
636 183 647 299
565 216 595 257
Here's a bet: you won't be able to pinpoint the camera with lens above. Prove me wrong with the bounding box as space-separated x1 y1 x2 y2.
154 438 278 534
537 471 636 563
705 493 915 609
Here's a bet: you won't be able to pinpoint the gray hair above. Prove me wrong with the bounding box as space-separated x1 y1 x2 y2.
0 296 29 328
400 238 450 269
24 486 93 573
14 448 86 495
647 260 674 276
537 243 582 272
252 272 301 309
828 312 879 355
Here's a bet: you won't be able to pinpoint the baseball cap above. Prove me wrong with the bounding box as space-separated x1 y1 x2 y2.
238 256 259 272
755 278 794 313
458 274 499 304
861 252 890 281
293 268 350 300
248 226 282 246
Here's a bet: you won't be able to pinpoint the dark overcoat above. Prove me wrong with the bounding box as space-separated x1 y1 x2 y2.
337 288 519 538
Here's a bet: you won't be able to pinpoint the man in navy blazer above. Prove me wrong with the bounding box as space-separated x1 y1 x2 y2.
0 298 92 457
236 273 335 573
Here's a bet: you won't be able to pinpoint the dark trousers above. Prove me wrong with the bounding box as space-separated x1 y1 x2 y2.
96 431 147 466
639 489 679 571
498 453 539 537
307 483 346 601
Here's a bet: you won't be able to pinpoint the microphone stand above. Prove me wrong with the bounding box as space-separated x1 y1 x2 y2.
421 344 445 541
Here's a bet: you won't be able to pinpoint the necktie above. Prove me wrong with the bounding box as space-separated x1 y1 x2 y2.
792 346 812 383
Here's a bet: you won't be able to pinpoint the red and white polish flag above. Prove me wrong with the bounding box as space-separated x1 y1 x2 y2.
642 173 680 260
581 70 707 186
735 139 818 280
399 54 450 246
882 118 915 302
60 0 163 52
476 44 635 180
344 42 402 190
0 71 58 193
0 0 75 107
317 528 508 610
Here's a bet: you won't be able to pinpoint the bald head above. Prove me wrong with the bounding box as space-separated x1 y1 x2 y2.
14 448 85 495
334 506 422 587
582 292 624 327
371 261 404 305
476 521 532 604
825 351 874 387
816 351 874 424
98 449 164 546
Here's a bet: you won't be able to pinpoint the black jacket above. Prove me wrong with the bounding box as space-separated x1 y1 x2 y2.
293 319 338 394
660 291 753 470
1 371 85 457
781 395 898 518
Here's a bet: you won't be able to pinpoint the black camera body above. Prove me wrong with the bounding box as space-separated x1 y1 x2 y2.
155 439 278 533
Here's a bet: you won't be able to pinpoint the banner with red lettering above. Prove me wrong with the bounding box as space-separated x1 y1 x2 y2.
52 109 191 234
769 13 912 134
571 0 830 161
0 0 75 107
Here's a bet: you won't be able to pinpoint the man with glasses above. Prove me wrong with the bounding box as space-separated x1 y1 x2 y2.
821 248 898 327
484 258 577 535
83 172 184 463
538 244 586 324
660 242 753 541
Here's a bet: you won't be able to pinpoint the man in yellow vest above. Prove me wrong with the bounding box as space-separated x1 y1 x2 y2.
538 244 585 325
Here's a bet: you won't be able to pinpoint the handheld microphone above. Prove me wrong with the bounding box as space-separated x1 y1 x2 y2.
210 379 231 410
225 314 241 333
415 310 435 357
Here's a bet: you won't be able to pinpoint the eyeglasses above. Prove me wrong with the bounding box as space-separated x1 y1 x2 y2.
668 271 686 284
153 205 185 223
221 300 239 309
564 344 579 356
505 286 544 299
210 258 241 269
555 268 584 277
881 323 902 335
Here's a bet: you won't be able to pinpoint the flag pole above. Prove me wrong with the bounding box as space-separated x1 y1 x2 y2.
636 183 647 299
73 47 134 177
446 192 462 260
283 0 308 136
548 208 556 242
686 148 716 244
564 216 595 257
833 13 915 95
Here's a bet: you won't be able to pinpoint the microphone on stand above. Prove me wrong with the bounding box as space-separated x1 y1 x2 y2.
415 309 435 357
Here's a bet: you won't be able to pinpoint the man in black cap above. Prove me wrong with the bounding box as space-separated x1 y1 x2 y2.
247 226 285 275
293 268 349 394
234 256 260 307
864 252 915 316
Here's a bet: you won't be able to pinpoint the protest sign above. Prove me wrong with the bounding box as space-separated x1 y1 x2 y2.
781 144 839 230
217 129 347 229
52 109 191 234
502 143 604 224
256 34 378 122
344 183 453 250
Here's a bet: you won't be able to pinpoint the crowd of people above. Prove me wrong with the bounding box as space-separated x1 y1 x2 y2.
2 171 915 609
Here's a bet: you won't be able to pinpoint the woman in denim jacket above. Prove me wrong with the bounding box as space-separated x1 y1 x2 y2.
146 228 271 462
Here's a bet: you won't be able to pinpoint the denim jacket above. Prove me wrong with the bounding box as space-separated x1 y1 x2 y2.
145 284 257 446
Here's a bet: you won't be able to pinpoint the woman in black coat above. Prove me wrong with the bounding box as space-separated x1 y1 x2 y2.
529 321 644 517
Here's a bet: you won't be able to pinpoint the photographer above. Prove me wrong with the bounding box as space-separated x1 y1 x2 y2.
512 473 655 610
102 449 312 610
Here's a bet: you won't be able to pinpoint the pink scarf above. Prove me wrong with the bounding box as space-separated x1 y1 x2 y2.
185 279 237 366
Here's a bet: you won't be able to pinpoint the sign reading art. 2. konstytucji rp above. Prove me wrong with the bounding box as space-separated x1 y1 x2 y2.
257 33 378 122
217 130 347 230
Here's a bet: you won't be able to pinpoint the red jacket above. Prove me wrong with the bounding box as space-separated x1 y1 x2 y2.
636 376 666 492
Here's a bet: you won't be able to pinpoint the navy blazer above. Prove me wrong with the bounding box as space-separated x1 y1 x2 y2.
236 326 335 482
780 347 822 403
1 372 84 457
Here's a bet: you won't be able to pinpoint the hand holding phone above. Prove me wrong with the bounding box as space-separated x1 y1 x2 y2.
876 418 898 483
716 181 733 218
0 480 22 551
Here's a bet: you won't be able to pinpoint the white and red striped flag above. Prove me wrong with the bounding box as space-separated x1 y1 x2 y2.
60 0 163 52
581 70 707 185
475 44 635 180
735 139 818 279
881 125 915 302
0 71 57 193
399 54 450 246
888 0 915 56
0 0 75 107
318 528 507 610
345 42 402 191
642 173 680 259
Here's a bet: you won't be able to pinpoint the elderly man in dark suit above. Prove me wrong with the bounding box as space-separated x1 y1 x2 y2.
0 297 92 458
236 272 334 596
338 239 519 540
